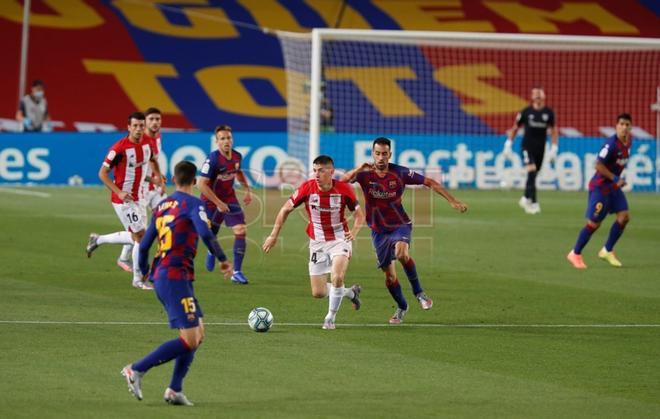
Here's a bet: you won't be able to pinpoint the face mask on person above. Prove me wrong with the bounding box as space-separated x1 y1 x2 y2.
32 91 44 99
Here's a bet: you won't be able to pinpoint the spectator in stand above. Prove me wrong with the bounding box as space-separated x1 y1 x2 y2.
16 80 50 132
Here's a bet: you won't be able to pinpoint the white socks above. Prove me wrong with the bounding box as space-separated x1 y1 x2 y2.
119 244 133 261
97 231 132 245
325 282 355 299
131 240 142 282
326 286 344 321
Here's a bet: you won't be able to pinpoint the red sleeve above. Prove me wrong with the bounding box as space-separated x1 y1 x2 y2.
289 181 310 208
103 141 123 168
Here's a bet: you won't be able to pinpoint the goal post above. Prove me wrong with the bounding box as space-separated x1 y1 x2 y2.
277 29 660 191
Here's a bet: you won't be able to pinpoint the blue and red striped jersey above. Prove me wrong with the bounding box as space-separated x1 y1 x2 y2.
200 149 243 204
139 191 226 282
589 135 632 192
353 163 425 232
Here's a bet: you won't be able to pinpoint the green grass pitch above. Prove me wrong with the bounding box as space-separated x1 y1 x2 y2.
1 186 659 418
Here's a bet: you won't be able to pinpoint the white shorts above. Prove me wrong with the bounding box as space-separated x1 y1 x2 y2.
144 188 167 211
112 201 148 233
308 239 352 276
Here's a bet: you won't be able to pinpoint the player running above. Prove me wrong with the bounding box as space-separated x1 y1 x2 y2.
121 160 232 406
263 155 365 330
86 112 164 290
116 107 166 273
567 113 633 269
342 137 468 324
198 125 252 284
503 87 559 214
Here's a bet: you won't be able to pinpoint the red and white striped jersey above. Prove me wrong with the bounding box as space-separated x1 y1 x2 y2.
142 131 162 193
289 179 359 241
103 136 156 204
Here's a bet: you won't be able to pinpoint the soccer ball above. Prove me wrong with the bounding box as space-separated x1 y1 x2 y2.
248 307 273 332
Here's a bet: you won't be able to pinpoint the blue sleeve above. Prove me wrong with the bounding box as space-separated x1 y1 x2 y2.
596 138 615 164
139 217 158 276
190 200 227 262
200 153 217 180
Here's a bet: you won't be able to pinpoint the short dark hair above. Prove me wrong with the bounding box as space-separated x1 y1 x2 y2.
174 161 197 186
144 107 161 117
215 124 232 134
372 137 392 149
32 79 44 87
617 113 632 123
313 155 334 166
127 112 145 124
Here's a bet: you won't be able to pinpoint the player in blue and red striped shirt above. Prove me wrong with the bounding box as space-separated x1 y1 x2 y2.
198 125 252 284
567 113 633 269
343 137 468 324
121 160 231 406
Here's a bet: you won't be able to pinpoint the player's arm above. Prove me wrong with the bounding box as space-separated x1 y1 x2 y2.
235 170 252 205
595 161 626 188
191 205 232 278
262 200 295 253
98 165 131 202
503 112 522 155
197 176 229 213
340 162 373 183
346 205 365 241
138 217 158 276
423 177 468 213
146 150 165 188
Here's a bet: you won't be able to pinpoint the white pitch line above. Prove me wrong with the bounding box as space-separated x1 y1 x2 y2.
1 320 659 328
0 187 51 198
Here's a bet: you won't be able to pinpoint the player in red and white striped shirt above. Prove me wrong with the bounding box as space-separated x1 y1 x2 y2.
116 107 167 273
263 155 365 330
86 112 164 290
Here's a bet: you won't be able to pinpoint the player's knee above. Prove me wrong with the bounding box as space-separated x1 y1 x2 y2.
587 220 601 230
233 225 247 236
311 289 326 298
395 249 408 262
385 275 396 287
619 213 630 225
181 335 200 350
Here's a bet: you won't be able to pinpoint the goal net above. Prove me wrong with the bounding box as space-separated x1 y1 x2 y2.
277 29 660 192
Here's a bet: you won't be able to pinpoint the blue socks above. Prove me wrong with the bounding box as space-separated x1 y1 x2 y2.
169 349 196 392
386 278 408 310
132 337 191 373
234 234 246 271
573 224 597 254
605 221 625 252
402 258 422 295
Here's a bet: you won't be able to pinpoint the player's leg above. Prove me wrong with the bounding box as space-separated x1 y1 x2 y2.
524 148 543 214
87 203 134 257
598 190 629 267
230 224 248 284
226 203 248 284
205 206 222 272
125 202 151 289
392 225 433 310
567 190 606 269
165 318 204 406
323 254 350 329
123 281 200 401
373 231 408 320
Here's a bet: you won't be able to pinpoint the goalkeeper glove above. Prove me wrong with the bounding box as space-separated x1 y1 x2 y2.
503 139 513 157
548 143 558 164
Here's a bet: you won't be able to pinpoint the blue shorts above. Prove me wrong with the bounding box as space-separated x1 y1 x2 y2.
154 279 203 329
206 201 245 227
371 224 412 269
585 187 628 223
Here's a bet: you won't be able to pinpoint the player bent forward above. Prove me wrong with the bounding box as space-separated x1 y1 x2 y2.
121 161 232 406
262 155 365 330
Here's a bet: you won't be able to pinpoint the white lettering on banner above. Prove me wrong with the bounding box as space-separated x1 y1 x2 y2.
626 144 653 191
169 146 207 175
27 148 50 180
0 148 51 181
348 142 655 191
0 148 24 180
249 146 289 187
